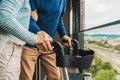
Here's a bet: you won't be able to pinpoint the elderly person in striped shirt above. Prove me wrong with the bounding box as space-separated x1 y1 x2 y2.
0 0 53 80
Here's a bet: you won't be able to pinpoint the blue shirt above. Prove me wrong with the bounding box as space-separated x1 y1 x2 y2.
29 0 67 38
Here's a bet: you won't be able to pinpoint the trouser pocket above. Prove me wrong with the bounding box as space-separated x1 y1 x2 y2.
2 42 22 66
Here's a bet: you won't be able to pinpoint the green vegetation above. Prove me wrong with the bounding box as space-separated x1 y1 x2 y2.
88 40 112 49
87 56 117 80
114 44 120 51
94 69 116 80
85 39 119 80
87 39 120 51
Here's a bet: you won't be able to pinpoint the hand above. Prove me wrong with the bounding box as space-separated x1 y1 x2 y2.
36 31 53 52
62 35 72 47
31 10 38 21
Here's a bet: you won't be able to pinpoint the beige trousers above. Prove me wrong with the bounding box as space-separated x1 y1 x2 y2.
19 46 61 80
0 41 22 80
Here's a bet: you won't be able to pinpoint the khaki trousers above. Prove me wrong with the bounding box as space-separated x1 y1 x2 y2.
19 46 61 80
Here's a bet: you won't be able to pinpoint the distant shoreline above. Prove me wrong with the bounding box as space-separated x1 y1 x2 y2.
84 34 120 39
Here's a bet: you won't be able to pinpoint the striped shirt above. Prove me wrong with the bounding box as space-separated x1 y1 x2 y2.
0 0 36 45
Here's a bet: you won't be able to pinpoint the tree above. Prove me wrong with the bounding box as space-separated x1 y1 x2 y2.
94 69 116 80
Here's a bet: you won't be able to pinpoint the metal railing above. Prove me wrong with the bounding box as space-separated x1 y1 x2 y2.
79 19 120 33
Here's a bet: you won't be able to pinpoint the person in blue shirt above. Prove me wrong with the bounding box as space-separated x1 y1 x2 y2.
19 0 72 80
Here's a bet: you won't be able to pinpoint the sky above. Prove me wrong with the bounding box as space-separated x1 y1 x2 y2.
85 0 120 34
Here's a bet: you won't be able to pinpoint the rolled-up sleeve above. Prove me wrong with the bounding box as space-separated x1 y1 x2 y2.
0 0 36 45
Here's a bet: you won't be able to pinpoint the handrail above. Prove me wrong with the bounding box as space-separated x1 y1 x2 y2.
78 19 120 33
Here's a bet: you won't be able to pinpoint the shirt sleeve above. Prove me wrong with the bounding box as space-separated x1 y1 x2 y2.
57 1 67 38
29 0 36 11
57 17 67 38
0 0 37 45
29 17 41 34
